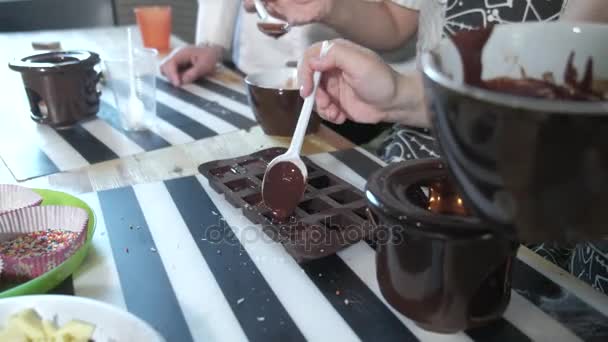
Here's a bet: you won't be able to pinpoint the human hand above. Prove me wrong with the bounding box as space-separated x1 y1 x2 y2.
259 0 335 25
160 45 222 86
298 39 403 124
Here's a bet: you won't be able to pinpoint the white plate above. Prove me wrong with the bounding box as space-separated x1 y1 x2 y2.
0 295 164 342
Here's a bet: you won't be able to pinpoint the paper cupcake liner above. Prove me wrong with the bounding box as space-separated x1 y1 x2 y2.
0 184 43 215
0 205 88 280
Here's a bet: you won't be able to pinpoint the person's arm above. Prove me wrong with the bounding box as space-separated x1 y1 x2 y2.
259 0 420 51
195 0 241 56
387 71 428 127
561 0 608 23
321 0 420 51
298 39 429 127
160 0 241 86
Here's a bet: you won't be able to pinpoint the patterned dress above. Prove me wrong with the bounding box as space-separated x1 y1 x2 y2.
381 0 608 294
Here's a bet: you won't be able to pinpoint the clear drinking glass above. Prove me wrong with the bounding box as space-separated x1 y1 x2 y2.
104 46 158 131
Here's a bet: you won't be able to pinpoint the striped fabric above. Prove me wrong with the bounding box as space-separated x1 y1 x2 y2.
51 148 608 341
0 77 256 181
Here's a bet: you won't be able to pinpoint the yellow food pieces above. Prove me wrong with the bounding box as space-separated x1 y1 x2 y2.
41 321 57 338
0 308 96 341
0 324 29 342
8 309 45 340
54 320 95 342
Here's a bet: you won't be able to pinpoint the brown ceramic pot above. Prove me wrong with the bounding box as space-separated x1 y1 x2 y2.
366 159 519 333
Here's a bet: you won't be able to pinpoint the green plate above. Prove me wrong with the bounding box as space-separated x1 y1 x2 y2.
0 189 96 298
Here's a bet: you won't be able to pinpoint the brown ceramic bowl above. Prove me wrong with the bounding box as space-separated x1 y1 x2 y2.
245 68 321 136
366 159 519 333
421 22 608 242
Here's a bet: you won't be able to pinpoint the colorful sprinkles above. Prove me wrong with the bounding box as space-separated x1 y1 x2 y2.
0 229 79 257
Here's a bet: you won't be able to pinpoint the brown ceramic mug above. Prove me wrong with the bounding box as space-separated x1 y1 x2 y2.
245 68 321 136
366 159 519 333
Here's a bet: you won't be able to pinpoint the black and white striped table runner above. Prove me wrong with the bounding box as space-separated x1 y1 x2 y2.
0 77 256 181
52 148 608 341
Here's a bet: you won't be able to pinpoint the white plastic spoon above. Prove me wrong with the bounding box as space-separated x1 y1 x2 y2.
126 27 145 130
261 40 333 220
253 0 290 38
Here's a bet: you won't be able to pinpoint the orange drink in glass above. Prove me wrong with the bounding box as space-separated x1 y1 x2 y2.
134 6 172 54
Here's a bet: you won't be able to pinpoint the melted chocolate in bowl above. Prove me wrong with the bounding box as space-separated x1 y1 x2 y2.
423 23 608 242
366 160 518 333
262 161 306 220
451 25 607 101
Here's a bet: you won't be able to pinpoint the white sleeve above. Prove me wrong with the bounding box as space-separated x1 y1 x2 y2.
195 0 241 49
389 0 422 10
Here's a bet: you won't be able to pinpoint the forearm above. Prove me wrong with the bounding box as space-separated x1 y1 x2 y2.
384 71 430 128
561 0 608 23
323 0 418 51
195 0 241 52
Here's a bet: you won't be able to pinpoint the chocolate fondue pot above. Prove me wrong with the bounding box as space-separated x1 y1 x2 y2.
366 159 519 333
9 50 102 129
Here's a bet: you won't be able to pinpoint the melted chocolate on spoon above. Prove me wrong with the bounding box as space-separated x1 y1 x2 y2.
450 25 606 101
257 22 289 39
262 161 305 220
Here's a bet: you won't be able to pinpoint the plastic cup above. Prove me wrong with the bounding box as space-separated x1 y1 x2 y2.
134 6 172 54
104 47 158 131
